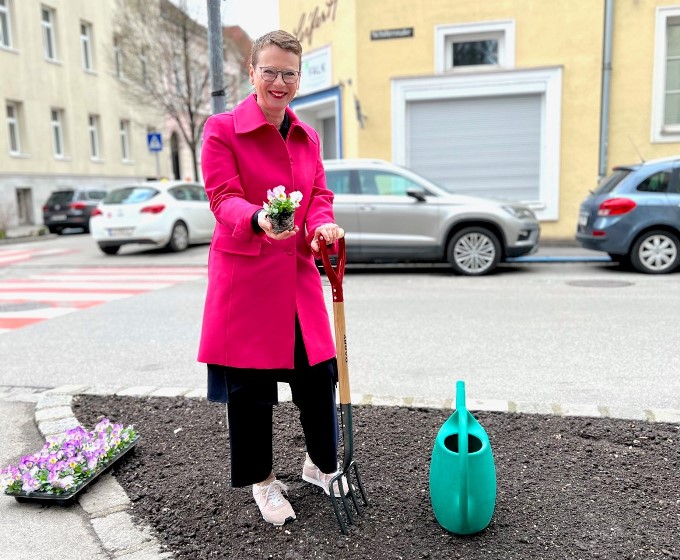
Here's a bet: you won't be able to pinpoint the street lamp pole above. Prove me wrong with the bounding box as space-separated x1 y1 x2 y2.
207 0 226 115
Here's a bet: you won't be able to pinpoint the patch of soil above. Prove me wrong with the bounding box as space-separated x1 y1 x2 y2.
72 396 680 560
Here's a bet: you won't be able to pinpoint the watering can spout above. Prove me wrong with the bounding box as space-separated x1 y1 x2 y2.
455 380 466 411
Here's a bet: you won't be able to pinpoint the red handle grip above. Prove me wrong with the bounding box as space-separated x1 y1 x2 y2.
319 236 346 302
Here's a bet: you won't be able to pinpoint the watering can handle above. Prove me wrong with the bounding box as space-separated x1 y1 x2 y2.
456 380 469 526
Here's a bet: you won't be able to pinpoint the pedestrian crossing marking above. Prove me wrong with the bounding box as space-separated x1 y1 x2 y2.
0 266 206 334
0 247 72 267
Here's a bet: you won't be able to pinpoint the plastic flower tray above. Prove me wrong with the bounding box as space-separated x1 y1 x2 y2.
5 435 139 506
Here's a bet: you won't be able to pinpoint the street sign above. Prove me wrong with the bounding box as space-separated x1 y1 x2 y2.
147 132 163 152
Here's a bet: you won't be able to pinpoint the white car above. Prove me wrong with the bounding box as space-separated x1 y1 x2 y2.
90 181 215 255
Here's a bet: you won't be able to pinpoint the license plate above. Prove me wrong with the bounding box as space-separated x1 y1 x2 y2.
107 228 134 237
51 214 67 221
578 213 588 227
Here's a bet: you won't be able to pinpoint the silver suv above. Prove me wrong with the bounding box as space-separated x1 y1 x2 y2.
323 159 540 275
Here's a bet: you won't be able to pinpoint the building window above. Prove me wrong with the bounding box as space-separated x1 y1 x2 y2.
652 7 680 142
80 21 93 70
435 20 515 72
41 6 57 60
88 114 100 159
0 0 13 49
51 108 64 157
120 119 130 160
140 47 148 84
113 35 123 78
6 101 21 154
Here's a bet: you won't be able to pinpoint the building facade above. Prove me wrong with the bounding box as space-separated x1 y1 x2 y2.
0 0 250 231
280 0 680 240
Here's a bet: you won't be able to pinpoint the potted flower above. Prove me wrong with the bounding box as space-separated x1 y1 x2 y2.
263 185 303 233
1 418 138 505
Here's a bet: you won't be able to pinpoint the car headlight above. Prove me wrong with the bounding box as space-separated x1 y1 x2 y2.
502 205 536 220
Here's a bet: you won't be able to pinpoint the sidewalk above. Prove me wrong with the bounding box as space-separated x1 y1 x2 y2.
2 384 679 560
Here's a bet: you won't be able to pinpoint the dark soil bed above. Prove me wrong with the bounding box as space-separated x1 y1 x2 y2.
72 396 679 560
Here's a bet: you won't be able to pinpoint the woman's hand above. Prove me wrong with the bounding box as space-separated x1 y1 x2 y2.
258 211 299 240
311 223 343 252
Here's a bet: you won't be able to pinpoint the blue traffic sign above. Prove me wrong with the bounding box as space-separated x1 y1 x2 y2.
147 132 163 152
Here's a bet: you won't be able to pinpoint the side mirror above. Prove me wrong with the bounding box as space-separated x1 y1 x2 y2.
406 188 427 202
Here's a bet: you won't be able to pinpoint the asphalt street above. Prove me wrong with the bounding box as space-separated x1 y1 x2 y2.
1 234 678 412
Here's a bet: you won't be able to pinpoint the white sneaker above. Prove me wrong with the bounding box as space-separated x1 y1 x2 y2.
301 455 352 498
252 478 296 526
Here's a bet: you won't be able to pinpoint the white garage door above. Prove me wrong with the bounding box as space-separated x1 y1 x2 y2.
406 94 542 202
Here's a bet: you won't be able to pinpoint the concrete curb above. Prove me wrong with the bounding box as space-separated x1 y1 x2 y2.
1 384 679 559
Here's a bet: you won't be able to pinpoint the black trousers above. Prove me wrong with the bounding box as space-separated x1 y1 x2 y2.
210 322 339 487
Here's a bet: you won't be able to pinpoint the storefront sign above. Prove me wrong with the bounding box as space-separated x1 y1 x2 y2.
370 27 414 41
300 45 332 95
293 0 339 46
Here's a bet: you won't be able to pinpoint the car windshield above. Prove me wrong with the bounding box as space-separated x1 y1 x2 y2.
47 191 75 204
104 187 159 204
593 169 631 195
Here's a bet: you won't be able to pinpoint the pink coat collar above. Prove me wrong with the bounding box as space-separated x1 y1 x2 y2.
232 94 317 144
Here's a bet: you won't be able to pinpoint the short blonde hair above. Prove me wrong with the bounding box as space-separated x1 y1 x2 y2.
251 30 302 69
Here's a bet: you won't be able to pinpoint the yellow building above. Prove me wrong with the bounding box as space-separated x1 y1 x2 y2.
280 0 680 240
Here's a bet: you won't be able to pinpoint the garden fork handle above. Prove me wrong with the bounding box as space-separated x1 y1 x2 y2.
319 235 351 406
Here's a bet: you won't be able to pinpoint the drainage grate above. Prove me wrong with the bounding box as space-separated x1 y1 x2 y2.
566 280 634 288
0 302 52 312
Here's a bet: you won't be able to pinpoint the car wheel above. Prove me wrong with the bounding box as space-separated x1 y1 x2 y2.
630 230 680 274
98 243 120 255
447 227 501 276
167 221 189 252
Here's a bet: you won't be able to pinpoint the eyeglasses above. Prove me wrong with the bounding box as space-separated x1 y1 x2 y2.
258 66 300 84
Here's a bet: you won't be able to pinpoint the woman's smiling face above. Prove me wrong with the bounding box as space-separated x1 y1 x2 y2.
249 45 300 121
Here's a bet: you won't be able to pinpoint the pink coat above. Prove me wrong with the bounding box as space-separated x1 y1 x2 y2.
198 94 337 369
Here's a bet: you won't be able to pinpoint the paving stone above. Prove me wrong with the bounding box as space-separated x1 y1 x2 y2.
4 392 49 403
514 401 553 415
184 388 206 399
467 399 511 413
35 406 74 422
559 403 602 418
410 397 451 409
116 386 157 397
372 395 407 407
148 387 191 397
78 473 131 515
650 409 680 424
38 416 82 437
116 545 173 560
44 384 90 395
83 385 125 396
36 394 74 409
91 511 153 554
602 406 647 421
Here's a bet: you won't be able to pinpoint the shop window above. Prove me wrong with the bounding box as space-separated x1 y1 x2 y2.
652 8 680 142
435 20 515 72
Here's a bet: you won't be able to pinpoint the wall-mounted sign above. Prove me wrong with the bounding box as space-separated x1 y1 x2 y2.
370 28 414 41
299 45 332 96
293 0 339 46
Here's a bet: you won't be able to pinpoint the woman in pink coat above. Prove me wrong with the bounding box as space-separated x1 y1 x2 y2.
199 30 346 527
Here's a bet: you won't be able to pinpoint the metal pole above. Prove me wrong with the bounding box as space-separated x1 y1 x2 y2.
598 0 615 180
155 152 160 179
207 0 226 114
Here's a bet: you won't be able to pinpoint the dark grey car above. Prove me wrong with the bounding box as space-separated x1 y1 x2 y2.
323 159 540 276
575 157 680 274
42 188 107 234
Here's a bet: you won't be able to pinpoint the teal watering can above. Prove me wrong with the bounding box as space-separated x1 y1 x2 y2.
429 380 496 535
